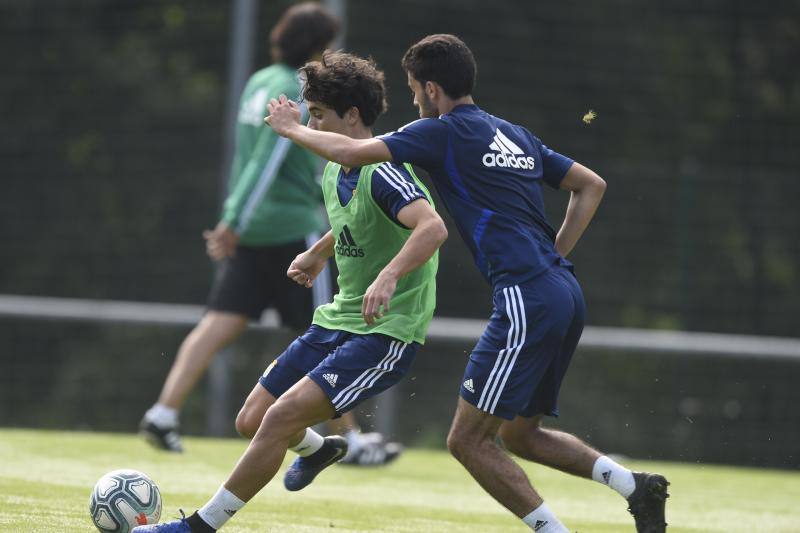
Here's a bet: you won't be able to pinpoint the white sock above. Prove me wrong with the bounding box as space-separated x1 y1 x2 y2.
592 455 636 498
144 403 178 428
522 502 569 532
290 428 324 457
197 486 245 530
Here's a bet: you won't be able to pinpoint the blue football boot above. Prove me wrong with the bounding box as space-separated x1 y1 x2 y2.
283 435 348 491
132 510 193 533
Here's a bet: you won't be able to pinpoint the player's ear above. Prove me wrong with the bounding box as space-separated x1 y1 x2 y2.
424 80 440 101
346 106 360 126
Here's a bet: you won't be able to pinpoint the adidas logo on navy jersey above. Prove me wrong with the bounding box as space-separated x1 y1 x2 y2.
323 373 338 387
463 378 475 393
482 128 536 170
335 225 365 257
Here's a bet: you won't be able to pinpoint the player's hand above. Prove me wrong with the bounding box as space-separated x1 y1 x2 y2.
265 94 301 137
362 272 398 325
287 249 327 288
203 221 239 261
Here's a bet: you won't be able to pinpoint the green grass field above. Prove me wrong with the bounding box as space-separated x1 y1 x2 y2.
1 429 799 532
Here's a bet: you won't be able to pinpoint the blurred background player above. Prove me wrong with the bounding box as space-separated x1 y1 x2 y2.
133 50 447 533
139 1 400 466
265 34 669 533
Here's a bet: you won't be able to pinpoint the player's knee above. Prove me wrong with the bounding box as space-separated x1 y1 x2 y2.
447 426 479 462
234 406 260 439
259 399 304 439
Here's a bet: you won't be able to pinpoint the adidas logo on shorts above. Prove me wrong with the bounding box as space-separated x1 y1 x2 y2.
323 373 338 387
463 378 475 394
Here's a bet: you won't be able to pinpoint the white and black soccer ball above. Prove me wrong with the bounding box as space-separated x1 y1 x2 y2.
89 469 162 533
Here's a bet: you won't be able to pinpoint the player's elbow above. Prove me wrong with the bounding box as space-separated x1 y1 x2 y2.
592 174 607 195
430 218 448 247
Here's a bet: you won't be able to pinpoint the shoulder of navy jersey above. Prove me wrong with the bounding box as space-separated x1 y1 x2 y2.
370 163 427 226
378 119 448 168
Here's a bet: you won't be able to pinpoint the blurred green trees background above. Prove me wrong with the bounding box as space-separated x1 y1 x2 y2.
2 0 798 336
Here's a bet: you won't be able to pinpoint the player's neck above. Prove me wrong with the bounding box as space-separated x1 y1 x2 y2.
342 126 372 173
437 95 475 115
345 124 372 140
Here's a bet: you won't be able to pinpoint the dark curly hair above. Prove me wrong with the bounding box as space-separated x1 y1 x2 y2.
402 34 476 99
270 2 339 68
300 51 388 127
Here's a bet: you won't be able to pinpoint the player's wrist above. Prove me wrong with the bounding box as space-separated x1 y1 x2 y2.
379 266 401 283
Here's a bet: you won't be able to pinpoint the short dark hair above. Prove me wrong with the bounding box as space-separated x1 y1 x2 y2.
270 2 339 68
300 51 388 127
401 34 476 99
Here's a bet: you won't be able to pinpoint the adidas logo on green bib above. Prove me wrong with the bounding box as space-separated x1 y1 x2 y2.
335 225 365 257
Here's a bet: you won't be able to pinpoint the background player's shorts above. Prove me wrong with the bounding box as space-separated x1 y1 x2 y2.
460 266 585 420
206 233 333 330
259 325 419 416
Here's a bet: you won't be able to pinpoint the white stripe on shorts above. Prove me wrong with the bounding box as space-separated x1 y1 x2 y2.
477 286 526 414
331 340 406 411
489 285 527 413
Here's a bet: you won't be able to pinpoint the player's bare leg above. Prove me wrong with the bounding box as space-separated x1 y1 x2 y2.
159 311 249 409
177 378 342 532
140 311 248 452
447 399 568 532
499 414 600 477
234 382 279 439
225 378 335 497
500 414 669 532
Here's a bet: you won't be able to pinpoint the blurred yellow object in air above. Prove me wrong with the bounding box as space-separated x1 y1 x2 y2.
582 110 597 124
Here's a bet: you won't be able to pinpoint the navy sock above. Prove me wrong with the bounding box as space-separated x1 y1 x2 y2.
186 511 216 533
302 439 338 467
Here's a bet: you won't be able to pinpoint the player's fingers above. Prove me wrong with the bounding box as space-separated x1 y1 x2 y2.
279 94 288 104
362 294 374 324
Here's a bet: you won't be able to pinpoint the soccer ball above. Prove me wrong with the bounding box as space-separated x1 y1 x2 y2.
89 469 162 533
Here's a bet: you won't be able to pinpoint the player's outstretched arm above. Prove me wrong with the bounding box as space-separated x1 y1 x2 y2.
361 200 447 324
287 230 334 288
555 162 607 257
265 95 392 167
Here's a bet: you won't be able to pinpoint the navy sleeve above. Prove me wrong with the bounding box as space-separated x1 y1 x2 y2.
378 118 448 169
540 144 574 189
371 163 429 227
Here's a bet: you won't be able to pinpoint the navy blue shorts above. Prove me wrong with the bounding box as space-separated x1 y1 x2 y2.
259 325 419 415
460 266 585 420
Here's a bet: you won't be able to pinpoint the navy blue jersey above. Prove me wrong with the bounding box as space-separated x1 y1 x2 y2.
336 162 427 227
380 104 574 287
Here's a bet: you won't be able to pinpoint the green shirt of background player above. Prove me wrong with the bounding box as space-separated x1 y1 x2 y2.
132 52 447 533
